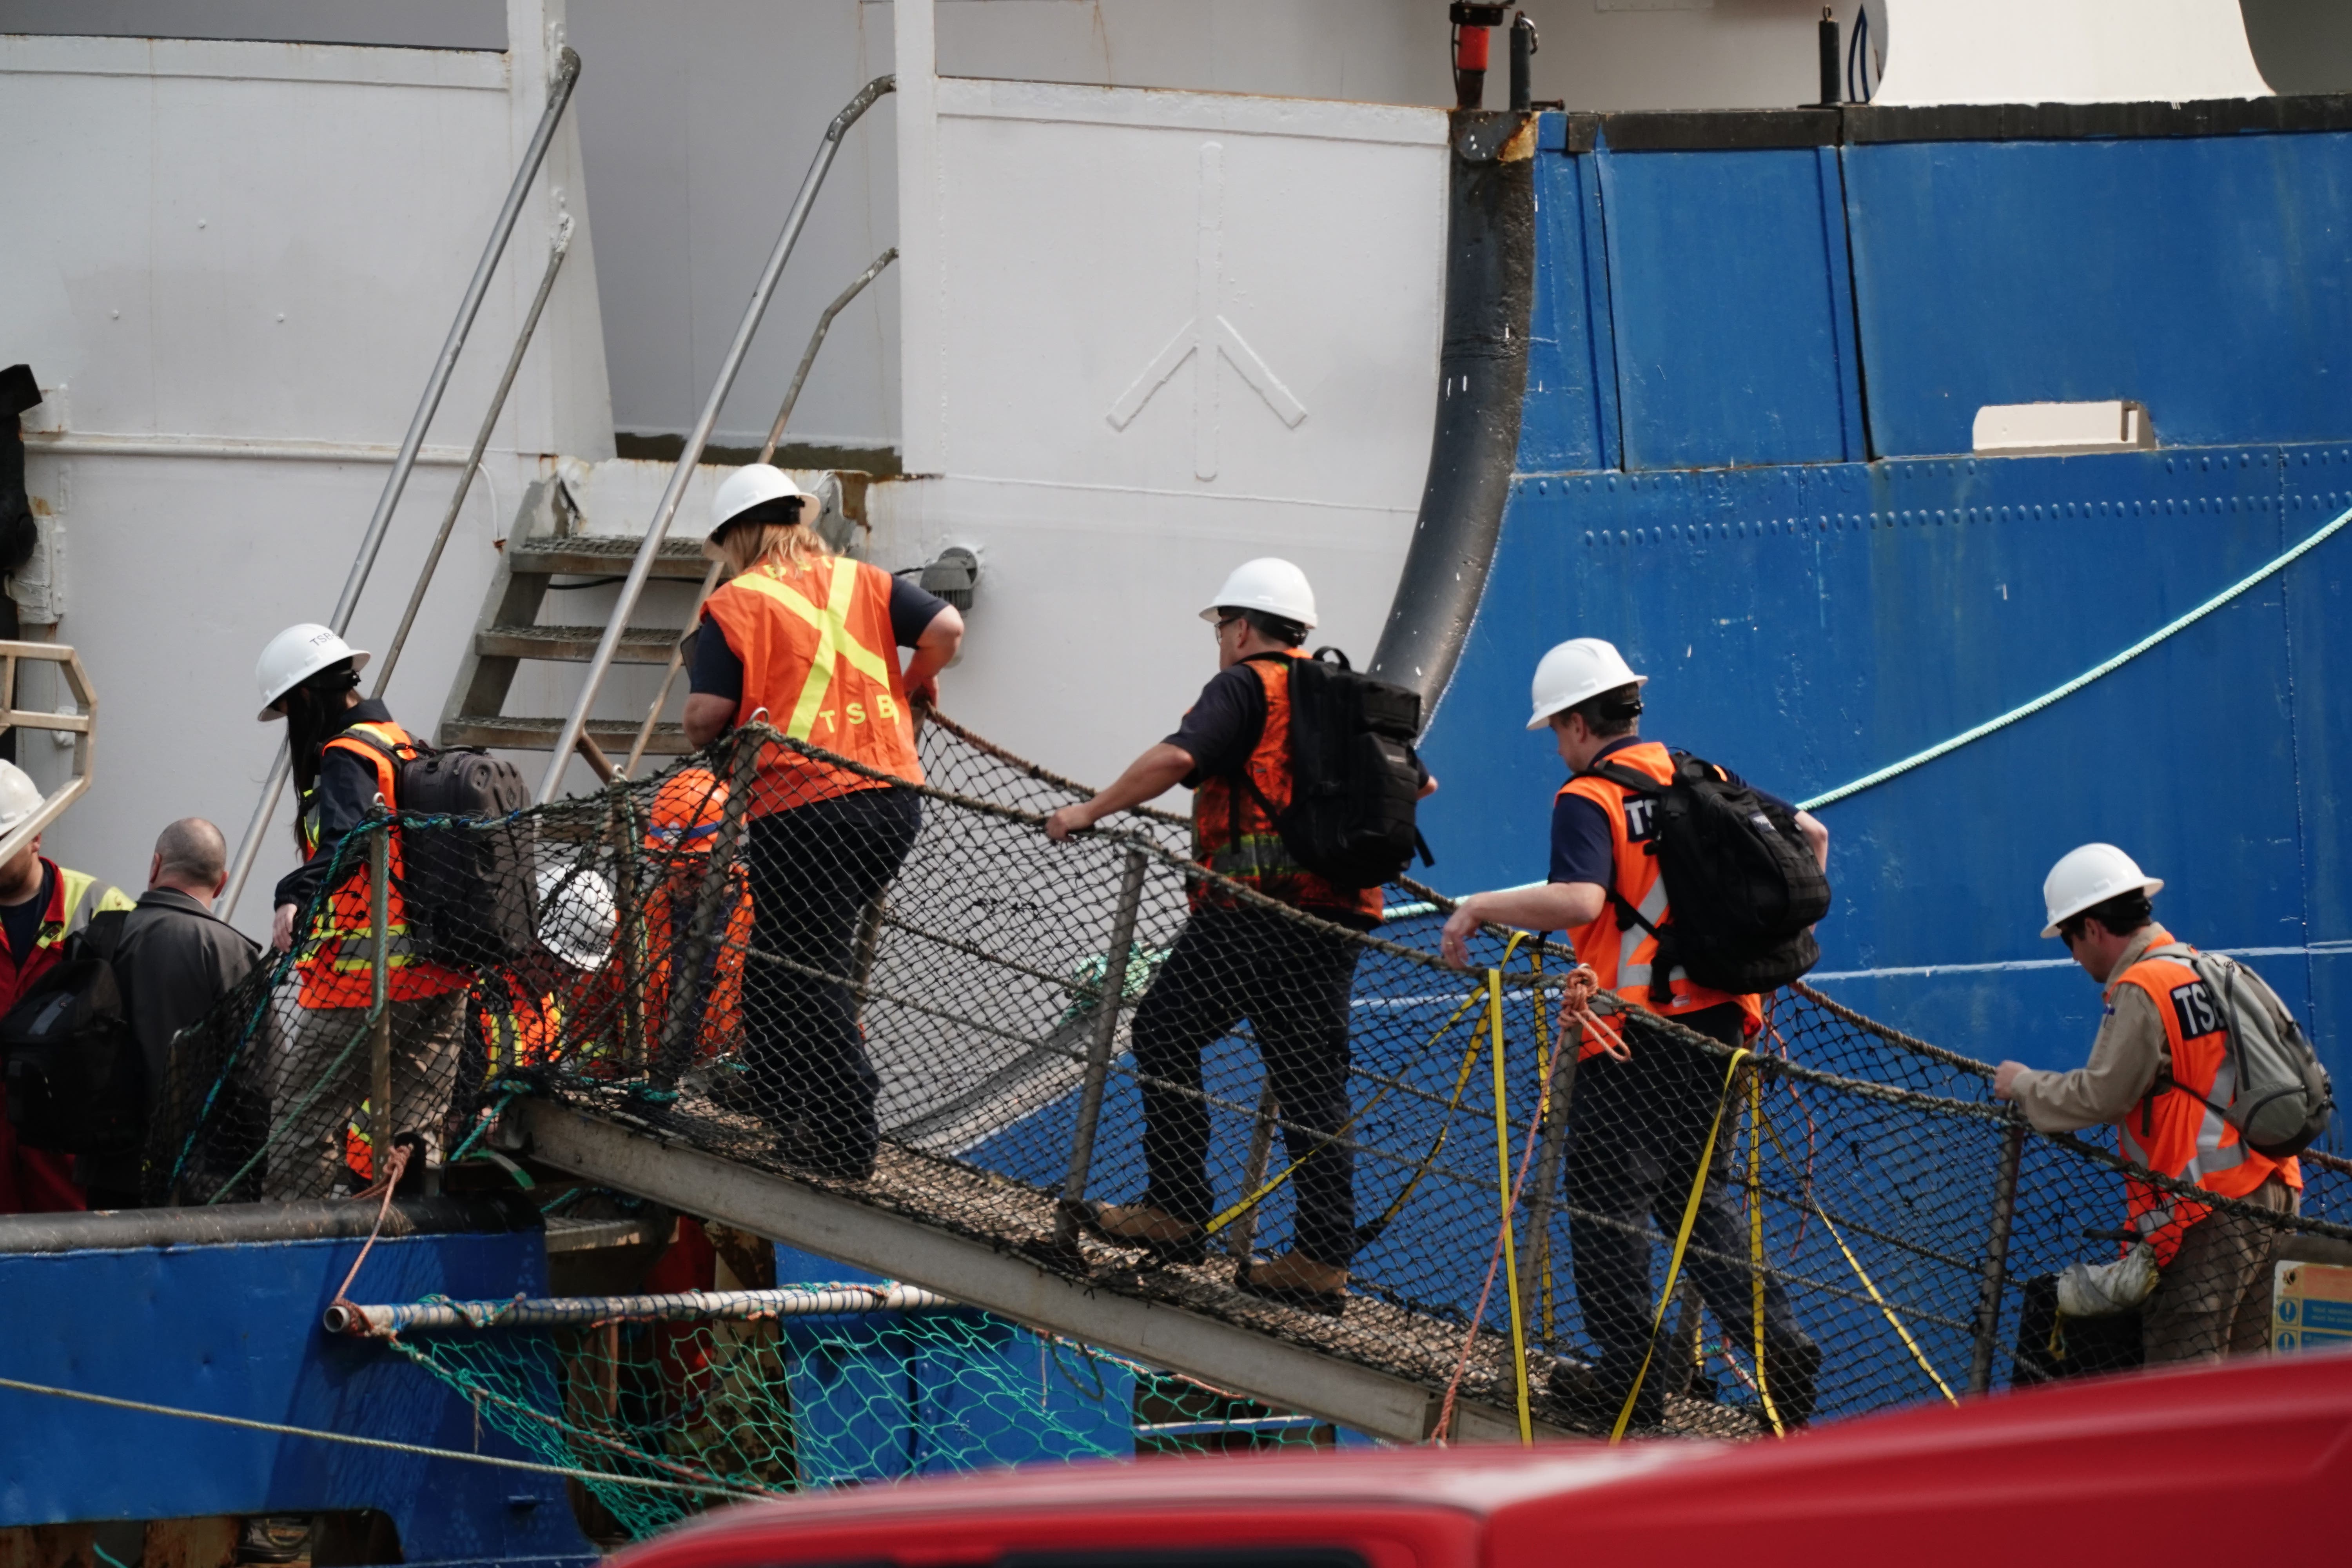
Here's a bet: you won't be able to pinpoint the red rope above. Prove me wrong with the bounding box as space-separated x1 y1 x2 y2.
327 1142 413 1332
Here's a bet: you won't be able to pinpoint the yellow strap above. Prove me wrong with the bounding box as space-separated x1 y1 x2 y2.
1748 1071 1784 1437
1489 963 1532 1445
1756 1107 1959 1406
1612 1045 1749 1444
731 559 895 742
1204 970 1490 1241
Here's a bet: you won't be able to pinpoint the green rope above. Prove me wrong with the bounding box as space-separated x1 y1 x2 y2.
1800 501 2352 811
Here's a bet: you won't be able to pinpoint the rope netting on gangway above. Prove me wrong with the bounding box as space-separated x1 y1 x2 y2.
146 711 2352 1512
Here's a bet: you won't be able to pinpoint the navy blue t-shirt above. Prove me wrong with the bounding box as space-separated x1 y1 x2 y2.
1548 737 1793 887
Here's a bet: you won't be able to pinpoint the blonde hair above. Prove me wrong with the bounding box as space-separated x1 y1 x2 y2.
720 517 831 577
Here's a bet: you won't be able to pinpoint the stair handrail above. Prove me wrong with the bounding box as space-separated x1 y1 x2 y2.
534 74 897 805
221 48 585 918
370 216 575 699
618 244 900 779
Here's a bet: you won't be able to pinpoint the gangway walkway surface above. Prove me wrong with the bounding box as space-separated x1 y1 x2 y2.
152 713 2352 1459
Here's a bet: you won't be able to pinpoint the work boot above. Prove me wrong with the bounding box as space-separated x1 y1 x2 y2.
1072 1200 1208 1264
771 1122 875 1182
1759 1334 1822 1430
1546 1356 1665 1435
1235 1252 1348 1317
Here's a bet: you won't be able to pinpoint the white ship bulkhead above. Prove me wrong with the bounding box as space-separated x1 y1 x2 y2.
3 0 2334 935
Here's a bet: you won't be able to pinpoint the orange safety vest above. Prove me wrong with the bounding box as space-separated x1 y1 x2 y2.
699 555 923 816
2110 929 2302 1267
1557 739 1761 1053
294 719 466 1008
1191 652 1383 924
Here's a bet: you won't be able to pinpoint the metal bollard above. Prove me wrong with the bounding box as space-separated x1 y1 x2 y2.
368 822 394 1169
1968 1117 2028 1394
653 731 759 1089
1055 846 1150 1249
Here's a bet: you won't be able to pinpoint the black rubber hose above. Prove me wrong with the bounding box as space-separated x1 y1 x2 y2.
1367 111 1535 714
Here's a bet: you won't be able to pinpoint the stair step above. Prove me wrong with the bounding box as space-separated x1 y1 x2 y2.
476 623 682 663
441 714 694 756
508 534 710 581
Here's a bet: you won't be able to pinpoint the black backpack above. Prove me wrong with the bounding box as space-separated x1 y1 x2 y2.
341 734 537 967
1586 750 1830 1000
1234 650 1430 891
0 909 145 1157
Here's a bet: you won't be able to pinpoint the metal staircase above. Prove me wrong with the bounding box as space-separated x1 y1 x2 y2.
436 480 709 764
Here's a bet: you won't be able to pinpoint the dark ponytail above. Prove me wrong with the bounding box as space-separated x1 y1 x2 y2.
284 659 361 798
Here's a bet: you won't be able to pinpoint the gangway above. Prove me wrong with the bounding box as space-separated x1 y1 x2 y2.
155 712 2352 1458
511 1094 1568 1445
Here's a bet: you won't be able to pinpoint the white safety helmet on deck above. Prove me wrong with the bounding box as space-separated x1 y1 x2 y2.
1200 558 1318 630
2041 844 2164 938
256 623 370 722
535 863 617 972
0 760 44 837
707 464 824 554
1527 637 1646 730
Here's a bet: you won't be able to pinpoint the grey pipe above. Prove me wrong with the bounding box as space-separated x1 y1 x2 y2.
222 50 584 916
371 219 574 698
326 1283 949 1338
0 1193 539 1254
1367 111 1534 711
535 74 895 805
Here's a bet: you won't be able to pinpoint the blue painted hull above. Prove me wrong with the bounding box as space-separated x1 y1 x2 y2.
1418 117 2352 1101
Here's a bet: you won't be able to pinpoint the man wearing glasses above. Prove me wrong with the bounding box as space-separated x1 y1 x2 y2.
1044 558 1430 1316
1994 843 2303 1361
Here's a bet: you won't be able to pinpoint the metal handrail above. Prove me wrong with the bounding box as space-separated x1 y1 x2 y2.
0 642 97 868
370 217 575 698
535 74 896 804
617 245 899 779
221 47 584 918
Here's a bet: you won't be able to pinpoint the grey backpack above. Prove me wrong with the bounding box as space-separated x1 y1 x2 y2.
2149 946 2334 1159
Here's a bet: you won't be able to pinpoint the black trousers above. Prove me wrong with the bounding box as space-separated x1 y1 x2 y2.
1131 903 1362 1268
740 786 921 1168
1564 1004 1809 1387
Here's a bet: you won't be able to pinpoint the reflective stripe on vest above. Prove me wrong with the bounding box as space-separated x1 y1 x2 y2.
702 555 925 806
2110 933 2296 1265
730 557 898 742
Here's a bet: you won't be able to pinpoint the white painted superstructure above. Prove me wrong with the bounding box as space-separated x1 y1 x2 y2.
6 0 2347 931
6 3 608 922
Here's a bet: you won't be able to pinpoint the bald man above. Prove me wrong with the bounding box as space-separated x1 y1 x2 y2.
77 819 258 1207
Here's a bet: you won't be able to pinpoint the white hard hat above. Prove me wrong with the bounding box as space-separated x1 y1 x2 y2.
1199 558 1317 630
1527 637 1646 730
708 464 823 549
535 863 617 971
256 623 370 722
2041 844 2164 938
0 760 43 836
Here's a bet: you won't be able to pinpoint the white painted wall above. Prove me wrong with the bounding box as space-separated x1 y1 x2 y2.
1875 0 2271 107
4 1 610 933
873 10 1450 795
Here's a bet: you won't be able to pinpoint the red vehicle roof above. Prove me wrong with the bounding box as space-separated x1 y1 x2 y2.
619 1351 2352 1568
